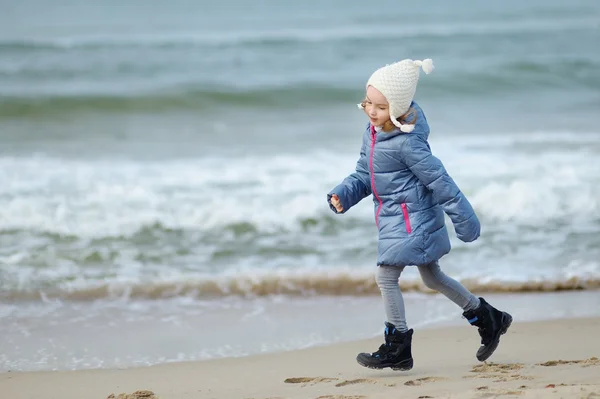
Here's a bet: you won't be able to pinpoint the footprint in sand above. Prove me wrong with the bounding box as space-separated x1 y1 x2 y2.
476 388 523 398
494 374 534 383
315 396 366 399
284 377 380 388
471 363 524 374
464 373 533 382
404 376 447 386
284 377 339 386
464 363 533 383
107 390 157 399
537 357 599 367
335 379 378 387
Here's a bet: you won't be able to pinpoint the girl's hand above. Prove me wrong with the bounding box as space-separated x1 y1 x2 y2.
330 194 344 213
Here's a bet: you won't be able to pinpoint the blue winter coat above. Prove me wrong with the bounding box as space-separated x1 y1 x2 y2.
327 102 480 267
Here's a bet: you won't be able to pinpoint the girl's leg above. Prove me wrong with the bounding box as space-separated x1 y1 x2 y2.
416 262 512 362
356 265 416 370
417 261 480 311
375 265 408 332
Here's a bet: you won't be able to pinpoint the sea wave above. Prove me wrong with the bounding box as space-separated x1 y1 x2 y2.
0 86 358 118
1 135 599 299
2 270 599 302
1 56 599 119
0 17 596 51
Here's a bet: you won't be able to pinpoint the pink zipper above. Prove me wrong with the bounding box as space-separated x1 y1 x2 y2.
401 203 412 234
369 125 383 228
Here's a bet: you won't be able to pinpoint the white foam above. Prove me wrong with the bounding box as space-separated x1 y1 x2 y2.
1 131 599 295
1 132 598 237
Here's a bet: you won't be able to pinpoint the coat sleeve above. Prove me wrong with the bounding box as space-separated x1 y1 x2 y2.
400 135 480 242
327 135 372 214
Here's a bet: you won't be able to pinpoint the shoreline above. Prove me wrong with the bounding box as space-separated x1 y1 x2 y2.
2 316 599 399
3 290 600 374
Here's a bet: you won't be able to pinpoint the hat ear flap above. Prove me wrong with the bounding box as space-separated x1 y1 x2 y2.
390 117 414 133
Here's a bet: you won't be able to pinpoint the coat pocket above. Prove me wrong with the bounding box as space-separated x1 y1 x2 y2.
400 203 412 234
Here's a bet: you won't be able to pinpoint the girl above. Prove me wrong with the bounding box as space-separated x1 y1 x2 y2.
327 59 512 371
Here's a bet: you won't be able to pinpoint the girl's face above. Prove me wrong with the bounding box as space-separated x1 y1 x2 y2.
364 86 390 127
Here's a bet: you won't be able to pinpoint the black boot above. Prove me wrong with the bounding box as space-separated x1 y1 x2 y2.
463 297 512 362
356 322 413 370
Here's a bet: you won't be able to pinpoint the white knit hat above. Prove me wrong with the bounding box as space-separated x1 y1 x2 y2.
358 58 434 133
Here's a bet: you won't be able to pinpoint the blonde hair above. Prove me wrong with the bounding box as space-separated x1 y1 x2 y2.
360 98 417 132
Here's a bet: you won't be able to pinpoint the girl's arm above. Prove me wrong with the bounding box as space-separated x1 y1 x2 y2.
327 135 372 214
400 135 480 242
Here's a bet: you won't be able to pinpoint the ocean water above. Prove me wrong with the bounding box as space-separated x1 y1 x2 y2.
1 0 600 371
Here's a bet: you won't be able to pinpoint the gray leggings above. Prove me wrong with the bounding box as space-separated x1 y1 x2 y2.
376 262 480 332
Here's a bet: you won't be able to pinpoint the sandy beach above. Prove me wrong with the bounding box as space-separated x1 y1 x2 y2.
2 316 599 399
2 1 600 398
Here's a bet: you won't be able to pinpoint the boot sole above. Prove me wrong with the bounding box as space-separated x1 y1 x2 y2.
476 312 513 362
356 356 413 371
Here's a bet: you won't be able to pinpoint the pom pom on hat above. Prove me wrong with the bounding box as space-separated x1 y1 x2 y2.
398 122 415 133
360 58 434 132
414 58 434 74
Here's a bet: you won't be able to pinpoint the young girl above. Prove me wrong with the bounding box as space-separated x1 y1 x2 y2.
327 58 512 371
